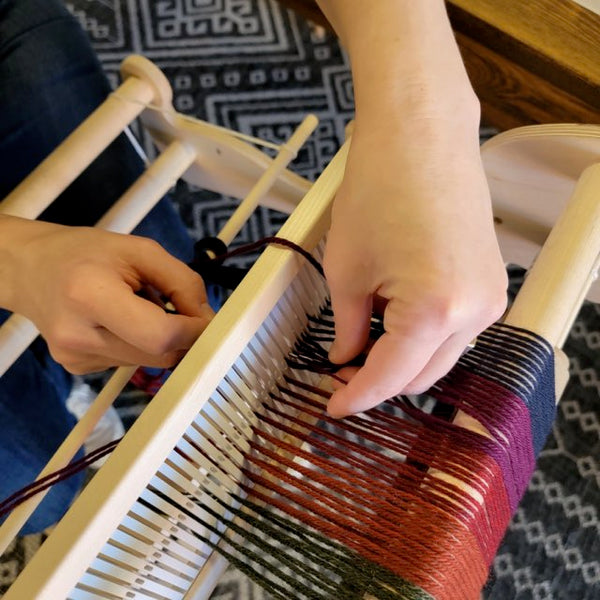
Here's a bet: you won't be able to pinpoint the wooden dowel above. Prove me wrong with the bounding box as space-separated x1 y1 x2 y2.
0 315 38 377
96 139 197 232
554 251 600 348
504 163 600 346
217 114 318 245
185 552 229 599
0 367 137 556
0 76 154 219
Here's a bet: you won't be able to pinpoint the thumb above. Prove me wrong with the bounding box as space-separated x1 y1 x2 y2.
328 288 372 364
126 237 211 318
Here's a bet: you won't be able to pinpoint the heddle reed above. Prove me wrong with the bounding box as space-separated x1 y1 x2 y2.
2 55 600 600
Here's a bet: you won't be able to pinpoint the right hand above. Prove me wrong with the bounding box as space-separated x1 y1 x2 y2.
323 114 507 418
1 216 213 373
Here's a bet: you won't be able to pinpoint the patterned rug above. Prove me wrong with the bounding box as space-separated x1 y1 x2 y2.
1 1 598 598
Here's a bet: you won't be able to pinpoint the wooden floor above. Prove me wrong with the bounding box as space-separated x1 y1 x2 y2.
448 0 600 128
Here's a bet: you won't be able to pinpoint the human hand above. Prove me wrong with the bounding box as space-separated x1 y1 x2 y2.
0 216 213 373
323 115 508 417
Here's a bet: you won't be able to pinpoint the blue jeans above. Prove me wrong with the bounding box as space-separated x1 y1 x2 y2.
0 0 195 533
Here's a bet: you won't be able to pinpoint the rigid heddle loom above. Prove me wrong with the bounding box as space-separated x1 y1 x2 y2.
1 55 600 600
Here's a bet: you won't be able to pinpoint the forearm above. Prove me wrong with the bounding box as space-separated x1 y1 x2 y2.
314 2 506 415
314 1 479 135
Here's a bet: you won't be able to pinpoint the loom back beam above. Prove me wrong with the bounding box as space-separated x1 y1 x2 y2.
504 162 600 344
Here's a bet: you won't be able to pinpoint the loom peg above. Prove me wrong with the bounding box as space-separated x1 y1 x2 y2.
217 113 318 246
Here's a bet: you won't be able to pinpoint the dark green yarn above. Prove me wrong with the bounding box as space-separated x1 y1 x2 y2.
141 493 318 600
226 493 435 600
145 481 434 600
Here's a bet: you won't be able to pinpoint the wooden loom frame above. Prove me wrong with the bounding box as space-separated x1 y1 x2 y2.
1 54 600 599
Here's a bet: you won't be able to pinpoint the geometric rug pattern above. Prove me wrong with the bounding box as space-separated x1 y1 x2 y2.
1 1 598 598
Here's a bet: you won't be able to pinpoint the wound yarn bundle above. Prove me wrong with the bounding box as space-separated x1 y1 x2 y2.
168 305 555 600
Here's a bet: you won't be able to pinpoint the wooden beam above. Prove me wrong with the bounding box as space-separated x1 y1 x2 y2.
455 31 600 129
274 0 332 29
447 0 600 127
447 0 600 101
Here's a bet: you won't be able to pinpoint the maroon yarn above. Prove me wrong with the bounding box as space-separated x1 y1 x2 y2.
0 438 121 519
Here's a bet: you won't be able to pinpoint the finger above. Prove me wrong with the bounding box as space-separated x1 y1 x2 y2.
326 331 438 418
86 326 189 368
87 280 212 356
49 327 188 374
328 290 373 364
402 331 480 395
124 238 210 317
330 365 359 390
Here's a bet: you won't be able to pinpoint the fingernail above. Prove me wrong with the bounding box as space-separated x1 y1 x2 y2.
328 340 342 363
325 396 347 419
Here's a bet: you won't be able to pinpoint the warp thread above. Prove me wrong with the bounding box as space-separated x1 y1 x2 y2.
162 303 554 599
1 238 557 600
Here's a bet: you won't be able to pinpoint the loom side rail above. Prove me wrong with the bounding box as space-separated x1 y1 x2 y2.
503 163 600 346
